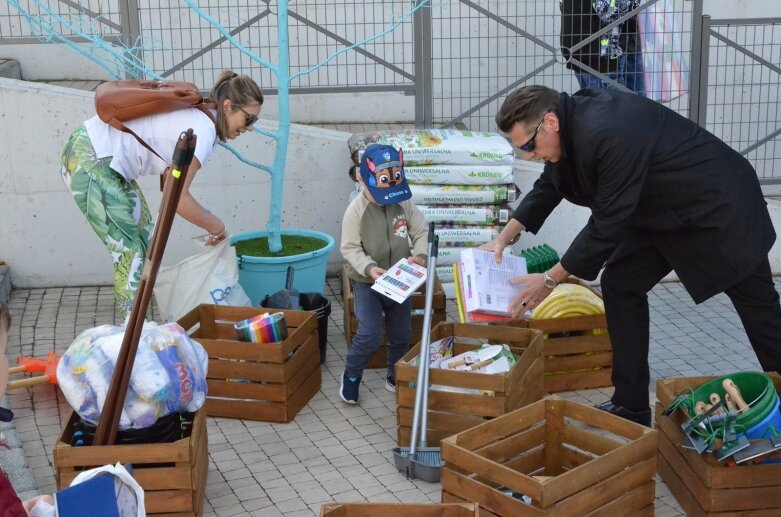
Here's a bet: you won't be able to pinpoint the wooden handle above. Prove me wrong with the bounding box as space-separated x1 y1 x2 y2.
722 378 749 412
7 376 49 390
724 392 738 412
709 393 725 414
7 365 27 375
468 357 494 371
695 401 707 415
447 358 468 369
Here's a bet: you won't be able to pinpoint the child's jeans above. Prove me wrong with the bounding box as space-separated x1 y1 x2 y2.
345 280 413 377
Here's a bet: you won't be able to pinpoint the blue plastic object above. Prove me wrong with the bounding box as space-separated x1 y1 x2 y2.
746 395 781 440
232 229 335 305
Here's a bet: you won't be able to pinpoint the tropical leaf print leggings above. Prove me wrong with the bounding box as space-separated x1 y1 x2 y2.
60 125 153 318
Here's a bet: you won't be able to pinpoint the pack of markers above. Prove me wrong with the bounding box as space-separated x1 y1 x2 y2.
234 312 288 344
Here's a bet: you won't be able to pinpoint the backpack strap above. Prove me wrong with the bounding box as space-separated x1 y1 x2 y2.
112 102 218 191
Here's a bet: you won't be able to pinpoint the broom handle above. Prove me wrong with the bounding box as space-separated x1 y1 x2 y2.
418 236 438 449
93 130 196 445
409 224 437 455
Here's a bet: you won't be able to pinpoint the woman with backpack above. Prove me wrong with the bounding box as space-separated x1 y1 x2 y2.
59 70 263 318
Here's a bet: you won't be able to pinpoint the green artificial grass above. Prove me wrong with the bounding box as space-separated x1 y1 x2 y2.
234 235 328 258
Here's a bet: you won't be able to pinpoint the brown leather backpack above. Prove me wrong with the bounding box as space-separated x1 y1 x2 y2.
95 80 217 188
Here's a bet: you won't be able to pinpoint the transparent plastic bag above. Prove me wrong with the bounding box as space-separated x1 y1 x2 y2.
57 321 208 430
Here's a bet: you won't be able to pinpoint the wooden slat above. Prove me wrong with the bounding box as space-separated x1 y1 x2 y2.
320 502 477 516
559 446 595 470
541 430 656 508
145 490 194 514
656 452 709 517
583 480 655 517
442 492 502 517
560 422 623 456
475 423 546 463
441 467 543 517
544 352 612 373
444 399 547 451
543 335 612 356
508 356 545 410
527 314 607 333
442 441 544 502
397 384 507 417
205 397 284 422
561 399 647 440
544 398 566 475
283 362 322 422
545 368 612 394
504 446 546 475
397 407 487 447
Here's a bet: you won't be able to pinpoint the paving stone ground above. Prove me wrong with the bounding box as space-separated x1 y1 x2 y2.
2 276 779 516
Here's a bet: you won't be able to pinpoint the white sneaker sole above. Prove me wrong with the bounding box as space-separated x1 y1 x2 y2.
385 380 396 393
339 383 359 405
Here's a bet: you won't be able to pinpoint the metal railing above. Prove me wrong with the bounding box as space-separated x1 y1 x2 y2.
1 0 779 184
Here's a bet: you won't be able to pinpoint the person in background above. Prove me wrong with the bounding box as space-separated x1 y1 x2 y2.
0 302 55 516
340 144 428 404
60 70 263 318
482 85 781 426
561 0 645 95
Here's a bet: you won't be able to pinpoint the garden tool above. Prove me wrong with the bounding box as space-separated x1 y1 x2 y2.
723 378 750 412
6 351 61 390
445 344 503 369
393 223 445 483
709 393 725 414
93 129 196 445
715 412 750 462
733 435 781 464
261 266 300 310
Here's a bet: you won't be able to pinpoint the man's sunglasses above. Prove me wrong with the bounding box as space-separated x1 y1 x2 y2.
237 106 259 127
519 116 546 152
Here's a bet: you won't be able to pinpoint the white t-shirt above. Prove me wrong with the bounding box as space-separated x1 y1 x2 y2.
84 108 218 181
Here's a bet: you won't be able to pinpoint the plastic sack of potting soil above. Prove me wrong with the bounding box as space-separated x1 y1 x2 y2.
418 205 513 226
435 265 455 283
434 224 501 247
349 129 514 166
404 165 515 185
410 184 520 205
435 246 514 266
57 321 208 430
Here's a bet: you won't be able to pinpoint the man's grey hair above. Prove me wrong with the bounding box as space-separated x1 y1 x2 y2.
495 85 560 133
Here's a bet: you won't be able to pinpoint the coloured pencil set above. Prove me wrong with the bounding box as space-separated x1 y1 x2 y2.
234 312 289 344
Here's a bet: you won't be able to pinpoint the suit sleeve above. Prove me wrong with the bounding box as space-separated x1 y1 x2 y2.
560 126 655 279
511 166 563 233
341 201 377 277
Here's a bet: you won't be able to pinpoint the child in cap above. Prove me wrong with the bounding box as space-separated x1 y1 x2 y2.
340 144 428 404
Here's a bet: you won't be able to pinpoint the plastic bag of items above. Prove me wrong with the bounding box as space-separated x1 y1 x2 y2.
57 322 208 430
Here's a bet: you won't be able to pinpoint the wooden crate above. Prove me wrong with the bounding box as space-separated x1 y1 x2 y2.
342 264 447 369
54 408 208 516
177 304 321 422
320 502 478 516
441 396 657 516
655 374 781 516
493 280 611 393
395 322 544 447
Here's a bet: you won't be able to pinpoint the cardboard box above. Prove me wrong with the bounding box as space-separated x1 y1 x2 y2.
342 264 447 369
178 304 320 422
441 396 657 516
395 322 544 447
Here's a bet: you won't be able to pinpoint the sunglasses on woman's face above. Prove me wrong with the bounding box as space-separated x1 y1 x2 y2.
237 106 259 127
519 116 546 152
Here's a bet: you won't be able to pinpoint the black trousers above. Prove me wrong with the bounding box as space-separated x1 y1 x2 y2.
600 241 781 411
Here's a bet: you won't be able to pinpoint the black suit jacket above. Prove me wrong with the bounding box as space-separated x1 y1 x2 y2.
513 89 775 303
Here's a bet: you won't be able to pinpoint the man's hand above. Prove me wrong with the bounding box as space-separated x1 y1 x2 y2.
369 266 386 280
480 237 510 264
507 273 554 318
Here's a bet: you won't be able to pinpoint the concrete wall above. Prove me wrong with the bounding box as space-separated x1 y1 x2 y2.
0 77 353 288
1 77 779 292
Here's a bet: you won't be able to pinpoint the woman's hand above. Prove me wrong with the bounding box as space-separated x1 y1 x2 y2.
204 219 227 246
480 237 509 264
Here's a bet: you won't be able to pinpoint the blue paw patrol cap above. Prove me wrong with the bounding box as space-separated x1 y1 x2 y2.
359 144 412 206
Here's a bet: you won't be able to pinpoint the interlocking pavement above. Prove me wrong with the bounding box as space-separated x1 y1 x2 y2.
2 276 779 516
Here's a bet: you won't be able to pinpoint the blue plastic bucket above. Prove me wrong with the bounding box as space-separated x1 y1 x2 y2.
745 395 781 440
231 229 335 305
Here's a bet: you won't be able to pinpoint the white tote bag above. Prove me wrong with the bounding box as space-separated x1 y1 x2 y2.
154 239 251 322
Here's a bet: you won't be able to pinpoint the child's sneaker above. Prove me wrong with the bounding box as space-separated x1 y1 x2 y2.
385 372 396 393
340 372 361 404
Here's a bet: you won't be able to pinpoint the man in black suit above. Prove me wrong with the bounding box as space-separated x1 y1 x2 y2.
484 85 781 426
